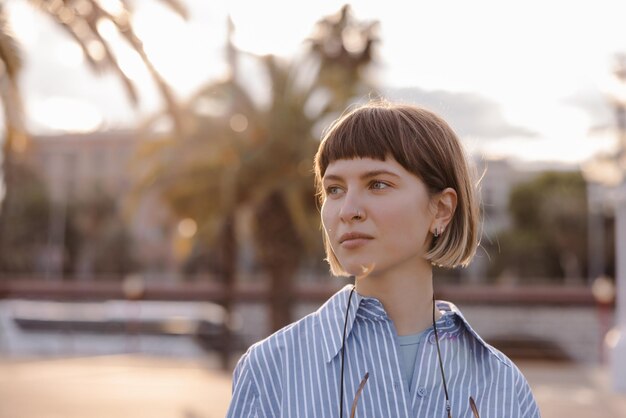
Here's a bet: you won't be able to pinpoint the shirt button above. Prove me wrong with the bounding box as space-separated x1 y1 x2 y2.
445 317 454 327
428 333 437 344
417 387 428 397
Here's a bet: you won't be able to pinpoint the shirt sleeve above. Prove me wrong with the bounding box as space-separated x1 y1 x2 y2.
515 367 541 418
226 351 259 418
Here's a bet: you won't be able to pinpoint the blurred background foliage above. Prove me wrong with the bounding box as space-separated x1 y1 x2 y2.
485 171 590 283
0 0 187 277
0 2 608 329
131 6 378 328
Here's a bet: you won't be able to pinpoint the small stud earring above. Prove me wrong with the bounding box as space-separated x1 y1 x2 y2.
433 227 440 238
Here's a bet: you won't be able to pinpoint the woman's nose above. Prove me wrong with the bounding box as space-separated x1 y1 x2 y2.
339 193 365 222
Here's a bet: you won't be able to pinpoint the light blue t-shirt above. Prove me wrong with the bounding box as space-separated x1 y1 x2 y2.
397 329 428 392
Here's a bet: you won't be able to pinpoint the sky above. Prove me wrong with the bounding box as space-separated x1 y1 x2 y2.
6 0 626 167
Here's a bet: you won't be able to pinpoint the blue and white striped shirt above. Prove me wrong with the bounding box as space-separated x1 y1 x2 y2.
227 285 541 417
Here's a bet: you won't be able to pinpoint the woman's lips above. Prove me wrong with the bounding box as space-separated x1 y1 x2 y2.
340 238 372 249
339 232 373 249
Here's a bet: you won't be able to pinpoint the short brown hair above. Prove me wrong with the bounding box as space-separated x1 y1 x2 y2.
314 100 480 275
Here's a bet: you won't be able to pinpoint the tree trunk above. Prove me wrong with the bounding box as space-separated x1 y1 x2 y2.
216 213 237 370
253 191 303 332
269 264 293 333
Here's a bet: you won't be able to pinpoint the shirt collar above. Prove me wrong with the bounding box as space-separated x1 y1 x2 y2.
435 300 503 358
317 285 383 363
316 285 501 363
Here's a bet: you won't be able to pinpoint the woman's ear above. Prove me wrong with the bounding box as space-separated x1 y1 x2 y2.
432 187 457 231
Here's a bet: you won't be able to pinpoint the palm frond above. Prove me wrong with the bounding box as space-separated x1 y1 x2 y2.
0 5 22 80
112 20 185 134
26 0 182 131
0 76 29 155
82 4 141 103
0 5 28 155
156 0 188 20
25 1 111 72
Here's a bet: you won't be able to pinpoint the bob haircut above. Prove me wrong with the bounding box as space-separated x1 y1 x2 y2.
314 100 480 276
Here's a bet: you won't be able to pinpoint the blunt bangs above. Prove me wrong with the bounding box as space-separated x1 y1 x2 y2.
315 103 447 194
316 107 395 178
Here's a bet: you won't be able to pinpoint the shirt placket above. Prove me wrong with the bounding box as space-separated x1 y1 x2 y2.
377 315 414 418
410 330 439 416
410 314 458 417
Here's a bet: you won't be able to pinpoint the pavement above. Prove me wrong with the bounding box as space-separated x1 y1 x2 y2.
0 354 624 418
521 360 626 418
0 354 232 418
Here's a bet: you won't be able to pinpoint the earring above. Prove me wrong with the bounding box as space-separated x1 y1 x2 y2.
433 227 439 238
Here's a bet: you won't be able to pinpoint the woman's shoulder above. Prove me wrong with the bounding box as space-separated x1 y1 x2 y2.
437 300 519 369
240 286 349 367
248 313 318 358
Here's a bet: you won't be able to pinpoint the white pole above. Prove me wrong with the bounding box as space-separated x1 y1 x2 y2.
587 182 605 283
611 180 626 392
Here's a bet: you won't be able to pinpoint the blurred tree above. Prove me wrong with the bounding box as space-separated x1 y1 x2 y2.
0 4 31 265
135 6 379 330
487 171 588 283
0 2 27 153
1 0 188 173
0 0 187 276
24 0 187 133
64 191 139 278
0 160 50 276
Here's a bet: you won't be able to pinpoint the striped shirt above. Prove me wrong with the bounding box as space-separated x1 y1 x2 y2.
227 285 541 418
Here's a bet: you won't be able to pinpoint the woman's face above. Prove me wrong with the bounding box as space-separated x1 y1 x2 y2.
321 157 436 277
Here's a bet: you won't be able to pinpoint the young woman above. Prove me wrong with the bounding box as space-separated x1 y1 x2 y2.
227 101 541 418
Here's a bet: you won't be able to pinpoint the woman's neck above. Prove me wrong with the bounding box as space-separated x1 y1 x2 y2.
354 263 441 336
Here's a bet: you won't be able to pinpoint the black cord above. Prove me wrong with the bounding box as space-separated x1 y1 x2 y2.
339 285 452 418
433 292 452 418
339 284 356 418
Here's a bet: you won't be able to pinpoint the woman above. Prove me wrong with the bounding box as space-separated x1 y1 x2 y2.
227 101 541 418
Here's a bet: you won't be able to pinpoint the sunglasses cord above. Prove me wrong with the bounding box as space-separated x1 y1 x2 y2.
338 286 452 418
339 285 356 418
433 292 452 418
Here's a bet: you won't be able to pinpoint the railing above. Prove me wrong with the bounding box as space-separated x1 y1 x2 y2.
0 278 602 305
0 278 613 368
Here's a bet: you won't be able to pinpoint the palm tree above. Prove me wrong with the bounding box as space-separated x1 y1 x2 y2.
0 0 187 276
134 6 379 331
251 6 378 330
0 3 29 202
25 0 187 133
0 0 188 204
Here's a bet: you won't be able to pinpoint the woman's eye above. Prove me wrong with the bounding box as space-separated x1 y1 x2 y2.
370 181 389 190
325 186 341 195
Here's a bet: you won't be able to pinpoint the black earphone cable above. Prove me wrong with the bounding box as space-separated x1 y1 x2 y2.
339 284 356 418
338 285 452 418
433 292 452 418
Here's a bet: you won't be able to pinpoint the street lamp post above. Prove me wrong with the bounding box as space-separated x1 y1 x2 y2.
610 179 626 392
609 56 626 392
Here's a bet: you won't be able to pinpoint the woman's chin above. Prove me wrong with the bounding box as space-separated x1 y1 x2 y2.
341 262 377 278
